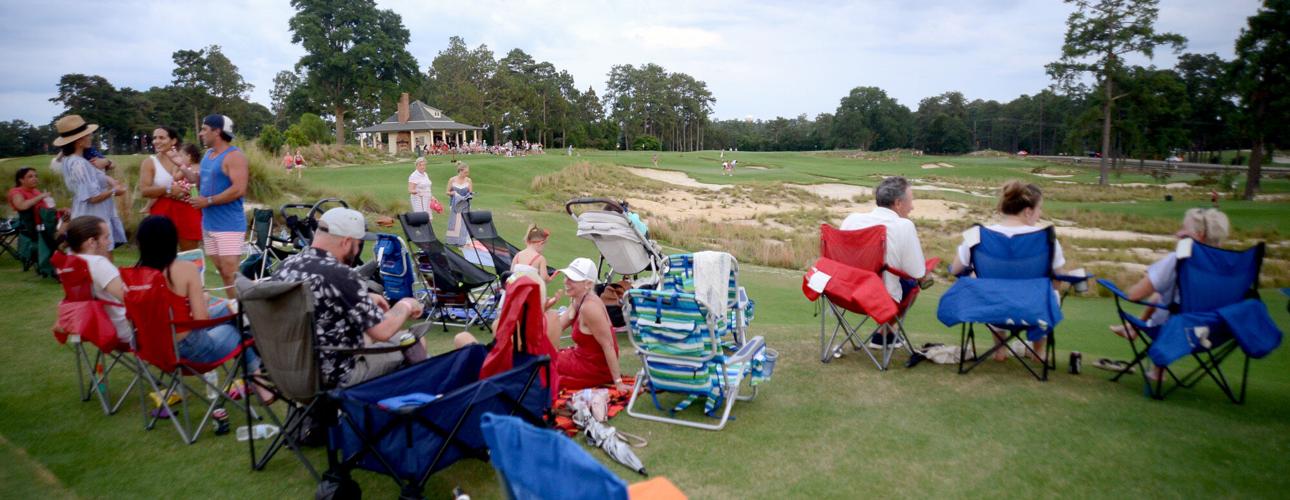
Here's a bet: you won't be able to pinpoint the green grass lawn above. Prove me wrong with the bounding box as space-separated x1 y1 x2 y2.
2 150 1289 498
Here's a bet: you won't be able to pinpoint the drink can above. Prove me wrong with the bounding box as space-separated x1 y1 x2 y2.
1069 351 1082 374
190 186 200 200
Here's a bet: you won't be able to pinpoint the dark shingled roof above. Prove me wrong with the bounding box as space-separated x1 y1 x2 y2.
355 100 484 133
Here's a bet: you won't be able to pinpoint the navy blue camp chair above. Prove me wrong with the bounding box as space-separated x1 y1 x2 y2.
480 413 629 500
937 225 1089 381
321 345 550 499
1099 239 1281 403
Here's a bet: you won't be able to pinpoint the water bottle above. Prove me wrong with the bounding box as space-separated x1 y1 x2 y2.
203 372 219 401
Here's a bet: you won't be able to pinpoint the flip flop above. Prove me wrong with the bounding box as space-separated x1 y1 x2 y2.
1093 358 1135 374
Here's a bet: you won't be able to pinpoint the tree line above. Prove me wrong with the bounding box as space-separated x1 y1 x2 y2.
5 0 1285 197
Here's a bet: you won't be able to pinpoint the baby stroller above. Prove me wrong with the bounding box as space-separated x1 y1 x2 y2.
280 198 357 252
565 198 666 284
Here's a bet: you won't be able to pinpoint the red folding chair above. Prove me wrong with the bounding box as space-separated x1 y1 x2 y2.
120 266 253 444
51 252 141 415
804 224 937 370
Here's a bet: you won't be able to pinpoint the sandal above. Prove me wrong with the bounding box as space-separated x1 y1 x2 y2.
1092 358 1135 374
248 374 278 406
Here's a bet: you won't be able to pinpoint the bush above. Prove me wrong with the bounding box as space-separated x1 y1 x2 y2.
297 113 332 144
285 123 309 148
258 125 285 154
632 134 661 151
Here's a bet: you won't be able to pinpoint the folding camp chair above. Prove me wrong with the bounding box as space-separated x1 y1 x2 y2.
121 267 253 444
50 252 141 415
461 210 555 279
625 252 768 431
480 413 630 500
1099 239 1281 403
937 225 1088 381
240 208 294 280
322 345 551 499
804 224 938 371
235 277 434 478
398 211 497 332
14 207 58 277
0 216 20 262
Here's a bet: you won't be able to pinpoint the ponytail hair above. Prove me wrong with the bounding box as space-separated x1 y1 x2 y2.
998 180 1043 216
525 224 549 243
62 215 106 253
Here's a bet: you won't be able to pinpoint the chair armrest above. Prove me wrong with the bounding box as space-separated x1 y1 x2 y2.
886 258 941 281
1096 279 1169 309
408 321 434 340
316 343 410 355
728 336 766 365
173 314 235 331
1054 273 1093 284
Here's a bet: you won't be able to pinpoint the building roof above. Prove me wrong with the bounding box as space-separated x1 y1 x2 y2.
355 100 484 133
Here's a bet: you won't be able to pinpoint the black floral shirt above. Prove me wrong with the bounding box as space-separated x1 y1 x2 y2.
272 247 383 388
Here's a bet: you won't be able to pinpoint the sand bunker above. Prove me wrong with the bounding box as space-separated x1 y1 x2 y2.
743 165 769 170
1085 260 1149 275
911 185 993 198
785 183 873 200
920 162 956 169
623 167 727 191
1113 182 1193 189
1033 172 1074 178
1055 227 1175 242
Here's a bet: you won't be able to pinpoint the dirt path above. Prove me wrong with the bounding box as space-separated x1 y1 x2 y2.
623 167 727 191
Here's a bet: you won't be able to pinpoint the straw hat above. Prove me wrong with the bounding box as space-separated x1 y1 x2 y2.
52 115 98 147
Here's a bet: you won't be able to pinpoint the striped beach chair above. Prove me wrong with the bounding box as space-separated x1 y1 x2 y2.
625 252 768 430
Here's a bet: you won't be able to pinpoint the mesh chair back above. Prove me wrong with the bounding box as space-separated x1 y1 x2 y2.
820 224 886 273
120 267 180 372
480 414 629 500
1177 240 1263 314
251 209 274 249
237 278 320 401
463 210 520 274
970 225 1054 279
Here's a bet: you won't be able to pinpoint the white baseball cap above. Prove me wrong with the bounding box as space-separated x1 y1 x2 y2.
318 207 377 241
559 257 597 282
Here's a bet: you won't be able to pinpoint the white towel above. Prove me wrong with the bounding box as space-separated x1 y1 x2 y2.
693 251 735 320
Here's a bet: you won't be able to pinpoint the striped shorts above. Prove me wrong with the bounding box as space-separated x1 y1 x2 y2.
203 230 244 257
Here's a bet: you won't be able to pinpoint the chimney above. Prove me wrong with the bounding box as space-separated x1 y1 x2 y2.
397 93 410 123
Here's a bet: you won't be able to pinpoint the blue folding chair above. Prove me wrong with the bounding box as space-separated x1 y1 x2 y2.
480 413 629 500
1099 239 1281 403
937 225 1089 381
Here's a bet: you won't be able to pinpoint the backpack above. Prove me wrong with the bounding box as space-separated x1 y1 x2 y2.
374 233 414 302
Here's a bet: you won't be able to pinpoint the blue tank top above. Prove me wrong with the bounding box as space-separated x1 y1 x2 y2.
199 146 246 232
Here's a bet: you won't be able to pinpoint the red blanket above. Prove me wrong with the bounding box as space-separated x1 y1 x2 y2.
552 376 637 436
802 257 897 324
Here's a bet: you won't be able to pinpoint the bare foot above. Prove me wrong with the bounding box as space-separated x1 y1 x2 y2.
1109 324 1138 341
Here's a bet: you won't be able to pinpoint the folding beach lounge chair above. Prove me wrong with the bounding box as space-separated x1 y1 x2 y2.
1099 239 1282 403
235 277 434 478
625 251 769 431
398 211 497 331
321 345 551 499
461 210 556 279
936 225 1089 381
566 197 666 283
121 267 253 443
803 224 939 370
50 252 140 415
660 252 757 344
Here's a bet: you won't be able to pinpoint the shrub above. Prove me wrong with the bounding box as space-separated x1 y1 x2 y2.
632 135 661 151
258 125 285 154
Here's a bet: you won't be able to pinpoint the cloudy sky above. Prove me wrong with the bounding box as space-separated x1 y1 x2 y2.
0 0 1264 125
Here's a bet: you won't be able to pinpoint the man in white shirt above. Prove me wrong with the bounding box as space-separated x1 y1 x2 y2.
839 176 931 348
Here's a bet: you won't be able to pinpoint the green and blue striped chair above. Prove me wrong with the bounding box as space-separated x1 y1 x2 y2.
625 252 769 430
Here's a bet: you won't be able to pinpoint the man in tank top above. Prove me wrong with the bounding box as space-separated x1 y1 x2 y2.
189 114 248 297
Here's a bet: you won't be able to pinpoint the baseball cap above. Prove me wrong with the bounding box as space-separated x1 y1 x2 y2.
202 114 235 140
558 257 597 282
318 207 377 241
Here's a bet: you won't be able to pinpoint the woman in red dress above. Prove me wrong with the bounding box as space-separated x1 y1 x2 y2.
546 258 629 392
137 127 202 250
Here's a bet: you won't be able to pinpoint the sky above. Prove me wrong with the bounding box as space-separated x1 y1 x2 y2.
0 0 1265 125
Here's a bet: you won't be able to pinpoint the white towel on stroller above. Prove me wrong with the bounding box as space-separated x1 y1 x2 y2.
693 251 734 321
